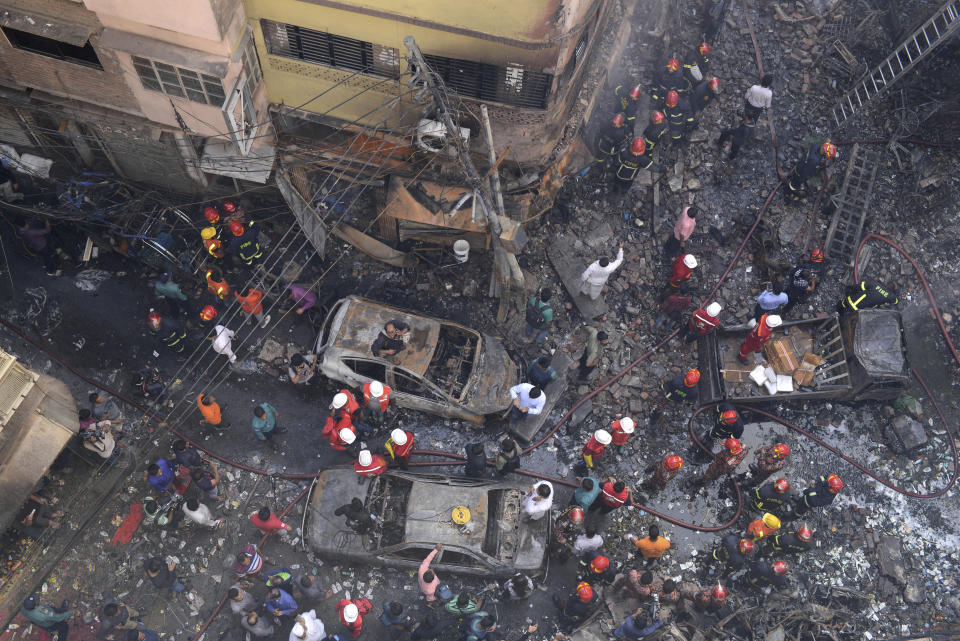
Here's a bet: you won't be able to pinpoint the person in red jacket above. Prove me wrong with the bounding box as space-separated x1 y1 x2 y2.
234 287 271 328
738 314 782 363
360 380 391 430
701 438 749 483
593 477 633 514
249 506 291 535
641 455 683 493
322 415 357 453
337 598 372 638
682 301 722 343
331 390 360 420
386 428 414 469
581 429 611 471
610 417 635 448
669 254 698 289
354 449 387 477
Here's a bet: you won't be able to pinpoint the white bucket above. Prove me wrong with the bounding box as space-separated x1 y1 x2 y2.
453 239 470 263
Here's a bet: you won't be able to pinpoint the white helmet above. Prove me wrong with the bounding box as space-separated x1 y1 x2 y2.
620 417 635 433
331 392 348 410
594 429 612 445
766 315 783 328
683 254 698 269
706 302 722 317
292 622 305 638
358 450 372 466
342 603 359 622
339 428 356 444
368 381 384 397
391 428 408 445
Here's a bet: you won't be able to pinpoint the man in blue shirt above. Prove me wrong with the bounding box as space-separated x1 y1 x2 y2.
614 606 664 639
527 356 559 388
146 459 174 493
265 587 298 616
572 476 601 510
251 402 285 449
21 595 72 640
754 284 788 322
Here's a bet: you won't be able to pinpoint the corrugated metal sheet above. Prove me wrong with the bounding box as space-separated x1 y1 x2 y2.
0 351 36 428
0 106 32 147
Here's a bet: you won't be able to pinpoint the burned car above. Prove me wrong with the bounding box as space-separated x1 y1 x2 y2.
314 296 521 423
305 470 549 576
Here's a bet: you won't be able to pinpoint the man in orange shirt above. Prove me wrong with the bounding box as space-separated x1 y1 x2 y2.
196 394 229 429
633 524 671 563
234 287 271 328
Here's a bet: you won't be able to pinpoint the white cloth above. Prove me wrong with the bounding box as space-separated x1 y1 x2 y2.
510 383 546 415
745 85 773 109
183 502 220 528
212 325 237 362
289 609 325 641
522 481 553 520
573 533 604 556
579 247 624 300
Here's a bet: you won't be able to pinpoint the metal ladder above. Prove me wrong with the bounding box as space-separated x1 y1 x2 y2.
822 143 881 266
831 0 960 126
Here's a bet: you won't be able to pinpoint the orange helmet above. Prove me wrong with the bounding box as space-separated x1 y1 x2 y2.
612 112 626 128
724 438 743 454
569 506 585 524
577 582 594 602
590 555 610 573
810 248 824 263
651 111 665 124
229 220 245 237
699 42 711 56
147 311 162 329
772 560 789 576
796 525 813 542
200 305 218 321
666 58 680 72
684 368 700 387
821 142 837 159
774 478 791 493
708 76 719 92
222 200 238 213
665 90 679 107
664 455 683 471
738 539 755 554
826 474 843 493
711 584 727 601
719 409 738 425
629 84 642 100
203 205 220 224
629 137 646 155
772 443 790 458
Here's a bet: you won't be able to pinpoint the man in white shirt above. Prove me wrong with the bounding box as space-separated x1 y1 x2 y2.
210 325 237 363
744 74 773 121
579 244 625 300
182 499 223 528
289 609 325 641
522 481 553 521
509 383 546 423
573 528 604 557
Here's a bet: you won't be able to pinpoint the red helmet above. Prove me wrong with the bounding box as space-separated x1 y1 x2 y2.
629 137 646 155
147 312 162 329
711 584 728 601
665 90 679 108
738 539 755 554
612 113 626 128
719 409 738 425
200 305 218 321
696 591 712 606
222 200 238 213
821 142 838 159
774 478 791 493
826 474 843 493
772 443 790 458
772 560 789 576
203 206 220 224
796 525 813 542
577 582 594 602
724 438 743 454
699 42 711 56
708 76 719 92
810 248 824 263
684 368 700 387
629 84 642 100
651 111 665 124
569 506 585 524
664 455 683 471
590 555 610 573
666 58 680 72
229 220 245 237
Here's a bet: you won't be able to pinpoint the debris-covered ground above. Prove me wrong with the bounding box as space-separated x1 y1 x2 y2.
1 1 960 640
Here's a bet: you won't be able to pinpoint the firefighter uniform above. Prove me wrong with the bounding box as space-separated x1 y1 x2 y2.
738 314 776 361
205 270 231 302
643 456 681 493
614 85 641 122
690 80 718 115
794 475 839 516
362 382 391 413
154 316 187 353
711 534 748 570
610 419 634 446
837 280 898 314
666 97 695 142
597 120 629 161
550 506 584 561
321 414 356 451
614 144 656 188
785 143 829 201
581 433 607 469
385 430 415 467
749 445 788 485
687 306 721 340
770 532 811 554
353 453 388 477
746 516 779 542
642 121 668 152
702 446 748 482
652 67 685 105
711 402 744 440
662 375 698 404
749 482 789 514
745 561 789 589
683 51 711 86
669 255 694 288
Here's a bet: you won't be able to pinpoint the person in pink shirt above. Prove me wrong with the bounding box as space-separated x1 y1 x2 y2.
250 506 291 535
664 205 698 259
418 543 443 603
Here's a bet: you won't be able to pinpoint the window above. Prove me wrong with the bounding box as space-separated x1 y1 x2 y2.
439 549 484 568
241 36 263 98
1 27 101 69
387 545 435 562
393 369 444 402
131 56 225 105
261 19 399 78
421 53 552 110
342 359 386 381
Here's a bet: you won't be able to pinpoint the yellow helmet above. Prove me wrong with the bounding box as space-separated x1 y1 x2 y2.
201 226 217 240
762 513 781 530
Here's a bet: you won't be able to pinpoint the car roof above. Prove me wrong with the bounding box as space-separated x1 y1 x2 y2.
332 296 440 378
403 482 490 549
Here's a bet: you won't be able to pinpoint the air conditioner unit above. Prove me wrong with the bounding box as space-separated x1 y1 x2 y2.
416 119 470 153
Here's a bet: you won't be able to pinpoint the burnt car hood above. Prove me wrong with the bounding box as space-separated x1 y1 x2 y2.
463 335 520 414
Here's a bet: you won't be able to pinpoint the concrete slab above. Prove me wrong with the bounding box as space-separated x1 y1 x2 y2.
509 350 572 443
885 415 928 452
877 535 907 585
584 222 614 250
547 236 609 320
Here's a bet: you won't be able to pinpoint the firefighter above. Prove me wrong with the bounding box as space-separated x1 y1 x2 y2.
552 582 598 629
578 553 618 585
227 219 263 267
649 368 699 425
613 137 662 191
668 253 698 289
692 584 727 611
614 83 643 122
596 113 630 164
701 438 748 483
690 77 720 127
665 90 694 143
642 111 668 152
202 204 221 226
201 226 225 259
681 301 722 343
746 512 781 542
147 310 187 354
331 390 361 421
641 455 683 493
794 474 843 516
710 535 754 571
550 505 585 562
652 59 684 105
610 417 635 448
235 287 271 328
745 443 790 486
737 314 781 363
745 560 789 590
221 199 242 221
353 449 387 477
785 141 836 202
683 42 712 85
199 304 218 325
581 429 611 471
749 478 791 514
782 248 824 317
385 428 414 470
712 402 744 440
836 279 898 315
322 415 357 453
717 114 756 161
205 268 231 302
770 525 813 554
361 380 391 428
